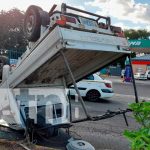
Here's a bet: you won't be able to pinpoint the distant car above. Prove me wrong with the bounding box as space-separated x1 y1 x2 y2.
134 72 147 80
145 70 150 80
121 69 125 78
69 74 114 101
147 71 150 80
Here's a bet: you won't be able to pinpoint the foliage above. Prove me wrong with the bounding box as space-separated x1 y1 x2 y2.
124 102 150 150
124 29 150 40
0 8 27 52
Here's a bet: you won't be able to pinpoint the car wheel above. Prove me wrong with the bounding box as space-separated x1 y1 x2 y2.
24 5 43 42
86 90 100 101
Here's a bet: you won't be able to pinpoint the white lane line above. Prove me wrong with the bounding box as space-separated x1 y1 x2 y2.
115 93 150 101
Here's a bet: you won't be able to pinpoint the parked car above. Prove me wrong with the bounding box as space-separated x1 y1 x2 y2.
145 70 150 80
134 72 147 80
121 69 125 78
69 74 114 101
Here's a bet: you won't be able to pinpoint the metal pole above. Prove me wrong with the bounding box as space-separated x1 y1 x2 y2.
128 55 139 103
68 90 72 122
63 3 108 20
61 3 67 14
61 51 91 119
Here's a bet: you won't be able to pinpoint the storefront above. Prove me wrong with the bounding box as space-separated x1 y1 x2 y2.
132 55 150 73
128 39 150 53
127 39 150 73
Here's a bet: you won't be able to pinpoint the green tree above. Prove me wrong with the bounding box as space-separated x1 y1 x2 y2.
0 8 27 52
124 29 150 40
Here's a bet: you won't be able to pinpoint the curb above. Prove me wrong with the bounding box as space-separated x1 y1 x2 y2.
115 93 150 101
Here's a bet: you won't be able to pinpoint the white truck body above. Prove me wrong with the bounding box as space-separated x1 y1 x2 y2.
0 4 130 131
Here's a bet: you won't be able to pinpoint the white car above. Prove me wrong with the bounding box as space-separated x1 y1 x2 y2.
134 72 147 80
145 70 150 80
147 71 150 80
69 74 114 101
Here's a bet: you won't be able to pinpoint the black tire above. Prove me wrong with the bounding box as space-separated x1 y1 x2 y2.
86 90 100 101
24 5 43 42
40 11 50 27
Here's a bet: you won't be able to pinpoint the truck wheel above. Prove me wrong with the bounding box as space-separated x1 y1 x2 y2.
24 5 43 42
86 90 100 101
40 11 50 27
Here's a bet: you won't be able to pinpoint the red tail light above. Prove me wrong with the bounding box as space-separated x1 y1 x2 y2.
105 83 112 88
99 22 108 29
116 31 125 38
110 26 125 37
61 15 76 23
56 20 66 26
56 15 76 26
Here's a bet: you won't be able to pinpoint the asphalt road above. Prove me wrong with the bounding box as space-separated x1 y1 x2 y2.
108 76 150 100
69 95 138 150
40 95 137 150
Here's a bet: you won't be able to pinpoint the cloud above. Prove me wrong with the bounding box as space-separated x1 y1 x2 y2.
145 26 150 31
0 0 67 11
113 22 143 30
85 0 150 24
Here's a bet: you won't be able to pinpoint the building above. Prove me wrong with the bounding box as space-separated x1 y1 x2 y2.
132 55 150 74
128 39 150 53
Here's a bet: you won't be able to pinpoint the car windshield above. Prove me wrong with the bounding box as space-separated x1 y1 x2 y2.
84 74 103 81
94 75 103 80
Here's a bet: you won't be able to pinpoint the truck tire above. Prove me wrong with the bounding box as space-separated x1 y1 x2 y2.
40 11 50 27
24 5 43 42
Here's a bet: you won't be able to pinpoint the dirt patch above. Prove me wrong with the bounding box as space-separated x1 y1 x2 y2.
0 139 55 150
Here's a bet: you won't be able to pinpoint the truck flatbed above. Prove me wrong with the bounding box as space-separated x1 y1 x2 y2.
1 26 129 88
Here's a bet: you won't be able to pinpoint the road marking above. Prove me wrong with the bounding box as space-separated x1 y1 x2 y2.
115 93 150 101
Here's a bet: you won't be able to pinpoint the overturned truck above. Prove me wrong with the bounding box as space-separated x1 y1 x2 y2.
0 3 131 141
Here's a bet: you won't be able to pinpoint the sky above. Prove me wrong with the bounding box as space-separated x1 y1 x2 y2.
0 0 150 30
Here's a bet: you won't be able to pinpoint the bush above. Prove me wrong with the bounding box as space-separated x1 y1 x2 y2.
124 102 150 150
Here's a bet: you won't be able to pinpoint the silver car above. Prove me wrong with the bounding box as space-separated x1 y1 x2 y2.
145 70 150 80
134 72 147 80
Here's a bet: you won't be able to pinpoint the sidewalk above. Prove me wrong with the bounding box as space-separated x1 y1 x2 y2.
104 76 150 85
115 93 150 101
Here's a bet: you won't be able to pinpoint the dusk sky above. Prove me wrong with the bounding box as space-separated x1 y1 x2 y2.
0 0 150 30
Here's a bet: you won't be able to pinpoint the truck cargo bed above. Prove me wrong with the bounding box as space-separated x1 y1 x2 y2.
1 26 130 88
